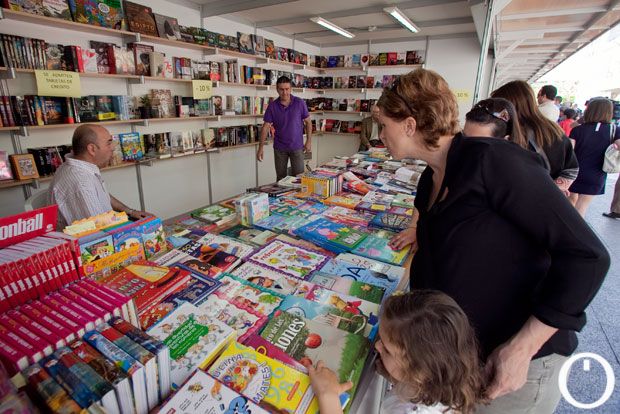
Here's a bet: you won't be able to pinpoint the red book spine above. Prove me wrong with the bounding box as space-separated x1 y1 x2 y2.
20 302 75 344
47 292 100 328
68 283 121 318
0 338 29 375
0 321 43 364
7 309 66 350
33 300 85 339
59 288 110 321
0 262 14 311
0 313 53 356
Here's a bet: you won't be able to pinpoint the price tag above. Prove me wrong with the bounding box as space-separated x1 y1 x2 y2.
192 80 213 99
35 70 81 97
452 89 471 103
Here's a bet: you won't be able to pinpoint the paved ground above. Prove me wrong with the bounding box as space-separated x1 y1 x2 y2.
555 175 619 414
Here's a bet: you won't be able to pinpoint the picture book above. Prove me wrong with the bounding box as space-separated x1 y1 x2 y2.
178 241 239 273
260 311 369 398
23 363 83 413
198 296 264 342
118 132 143 161
392 193 416 208
153 13 181 40
221 224 278 247
141 217 167 259
243 334 307 372
277 295 375 337
308 272 385 304
158 370 270 414
231 262 313 296
369 212 412 232
293 218 368 253
191 205 236 226
323 193 363 210
237 32 254 54
247 240 330 280
321 206 375 227
197 233 255 260
351 235 410 266
71 0 125 30
79 234 114 264
336 253 406 285
138 273 221 330
208 341 319 414
214 274 284 317
147 302 236 389
123 0 158 36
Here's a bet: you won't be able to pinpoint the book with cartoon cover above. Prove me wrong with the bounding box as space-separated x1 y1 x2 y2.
221 224 278 247
247 239 330 280
351 235 410 266
196 233 255 260
231 262 312 296
369 212 412 232
147 302 235 389
158 369 270 414
294 217 368 253
392 193 416 208
208 341 319 414
323 193 363 210
260 311 369 400
198 295 265 342
178 240 239 273
321 206 375 227
190 205 236 225
214 274 284 317
336 253 405 287
308 271 385 304
277 295 375 337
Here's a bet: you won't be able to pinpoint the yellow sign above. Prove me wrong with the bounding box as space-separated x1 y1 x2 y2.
192 80 213 99
453 89 471 103
35 70 81 97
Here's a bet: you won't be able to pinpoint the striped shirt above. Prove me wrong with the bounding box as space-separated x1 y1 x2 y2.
48 157 112 228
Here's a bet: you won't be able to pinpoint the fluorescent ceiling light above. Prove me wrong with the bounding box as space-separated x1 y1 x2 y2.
310 17 355 38
384 6 419 33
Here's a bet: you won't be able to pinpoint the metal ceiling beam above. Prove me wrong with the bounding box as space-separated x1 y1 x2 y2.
496 39 522 60
293 17 474 39
529 0 620 82
200 0 299 18
254 0 465 28
500 6 607 20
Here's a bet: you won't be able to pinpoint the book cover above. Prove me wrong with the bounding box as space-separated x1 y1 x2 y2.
264 38 276 59
260 311 369 397
198 295 264 342
237 32 254 54
214 274 284 317
123 0 158 36
247 240 329 280
351 235 410 266
221 224 277 247
23 363 83 413
309 269 385 304
153 13 181 40
197 233 255 260
140 217 167 259
178 241 238 273
158 370 270 414
79 234 115 264
208 341 319 414
392 193 415 208
146 302 235 389
118 132 143 161
294 218 368 253
72 0 125 30
190 204 236 225
299 283 380 324
39 353 98 408
252 35 265 57
277 295 376 337
44 43 64 70
129 43 153 76
231 262 312 296
369 212 412 232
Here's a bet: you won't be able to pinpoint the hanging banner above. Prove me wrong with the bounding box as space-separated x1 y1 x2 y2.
192 80 213 99
35 70 82 97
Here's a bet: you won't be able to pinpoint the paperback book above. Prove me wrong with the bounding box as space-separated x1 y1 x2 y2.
294 217 368 254
308 271 385 304
351 235 410 266
221 224 278 247
231 262 312 296
198 295 264 342
369 212 412 232
214 274 284 317
247 239 330 280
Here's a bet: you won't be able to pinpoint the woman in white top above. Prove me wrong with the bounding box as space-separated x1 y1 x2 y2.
309 290 486 414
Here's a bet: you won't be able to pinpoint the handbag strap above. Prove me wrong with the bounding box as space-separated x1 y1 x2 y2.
611 123 617 144
528 131 551 171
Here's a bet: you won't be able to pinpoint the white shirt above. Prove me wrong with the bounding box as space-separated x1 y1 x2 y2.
48 157 112 228
381 391 452 414
539 100 560 122
370 121 379 141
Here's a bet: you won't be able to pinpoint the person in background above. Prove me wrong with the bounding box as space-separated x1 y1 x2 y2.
376 69 609 414
568 98 620 217
559 108 579 136
603 177 620 219
390 97 523 251
359 105 382 151
492 81 578 196
537 85 560 122
48 124 150 228
554 95 563 109
257 76 312 181
309 290 486 414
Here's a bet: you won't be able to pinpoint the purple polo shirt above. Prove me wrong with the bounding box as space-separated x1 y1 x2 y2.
264 96 309 151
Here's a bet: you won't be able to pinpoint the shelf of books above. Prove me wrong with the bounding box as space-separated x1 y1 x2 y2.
23 119 143 131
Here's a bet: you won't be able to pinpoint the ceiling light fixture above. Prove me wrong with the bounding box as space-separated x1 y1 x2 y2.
310 17 355 38
383 6 419 33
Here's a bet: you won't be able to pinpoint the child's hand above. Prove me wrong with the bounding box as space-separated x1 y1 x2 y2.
308 361 352 414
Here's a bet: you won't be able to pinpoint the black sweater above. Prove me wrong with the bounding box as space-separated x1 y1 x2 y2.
411 134 610 359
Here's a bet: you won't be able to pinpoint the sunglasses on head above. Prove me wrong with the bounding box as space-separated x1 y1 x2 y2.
389 76 416 116
472 102 511 123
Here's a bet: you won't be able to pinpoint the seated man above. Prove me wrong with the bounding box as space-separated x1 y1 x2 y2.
49 124 149 228
359 105 382 151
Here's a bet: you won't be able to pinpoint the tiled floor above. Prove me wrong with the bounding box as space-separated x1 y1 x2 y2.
555 175 619 414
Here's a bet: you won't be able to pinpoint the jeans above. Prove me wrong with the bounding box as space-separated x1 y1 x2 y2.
274 148 304 181
476 353 568 414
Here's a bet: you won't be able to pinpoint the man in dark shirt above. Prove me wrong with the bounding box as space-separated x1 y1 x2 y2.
257 76 312 181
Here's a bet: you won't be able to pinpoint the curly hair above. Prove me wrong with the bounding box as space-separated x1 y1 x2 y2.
380 290 487 414
377 69 460 149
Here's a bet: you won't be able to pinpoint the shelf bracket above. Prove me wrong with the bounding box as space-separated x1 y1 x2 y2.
139 158 154 167
19 126 29 136
203 49 219 57
139 119 150 127
0 8 4 19
128 75 145 84
122 32 140 45
28 179 41 190
0 67 16 79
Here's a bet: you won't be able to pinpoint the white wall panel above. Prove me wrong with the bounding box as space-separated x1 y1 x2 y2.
209 146 256 202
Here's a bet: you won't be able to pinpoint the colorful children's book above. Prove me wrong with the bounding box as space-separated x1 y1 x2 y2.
118 132 144 161
351 235 410 266
221 224 278 247
392 193 416 208
243 334 307 372
277 295 375 337
260 311 369 399
231 262 312 296
321 206 375 227
308 271 385 304
294 217 369 254
198 296 264 342
197 233 255 260
208 341 319 414
323 193 363 210
79 234 115 264
146 302 236 389
369 212 412 232
214 274 284 317
158 370 270 414
190 205 236 226
336 253 406 285
178 240 239 273
140 217 167 259
247 240 330 280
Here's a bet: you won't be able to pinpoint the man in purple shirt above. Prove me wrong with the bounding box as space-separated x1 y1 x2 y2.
257 76 312 181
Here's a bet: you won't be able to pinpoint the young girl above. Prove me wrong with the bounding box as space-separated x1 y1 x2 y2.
308 290 486 414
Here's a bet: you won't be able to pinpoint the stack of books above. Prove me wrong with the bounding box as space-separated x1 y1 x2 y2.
235 192 270 226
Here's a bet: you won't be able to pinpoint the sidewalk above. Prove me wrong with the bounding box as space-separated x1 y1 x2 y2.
555 175 620 414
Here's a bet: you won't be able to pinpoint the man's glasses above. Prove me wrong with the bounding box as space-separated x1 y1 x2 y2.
472 102 510 123
389 77 416 116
